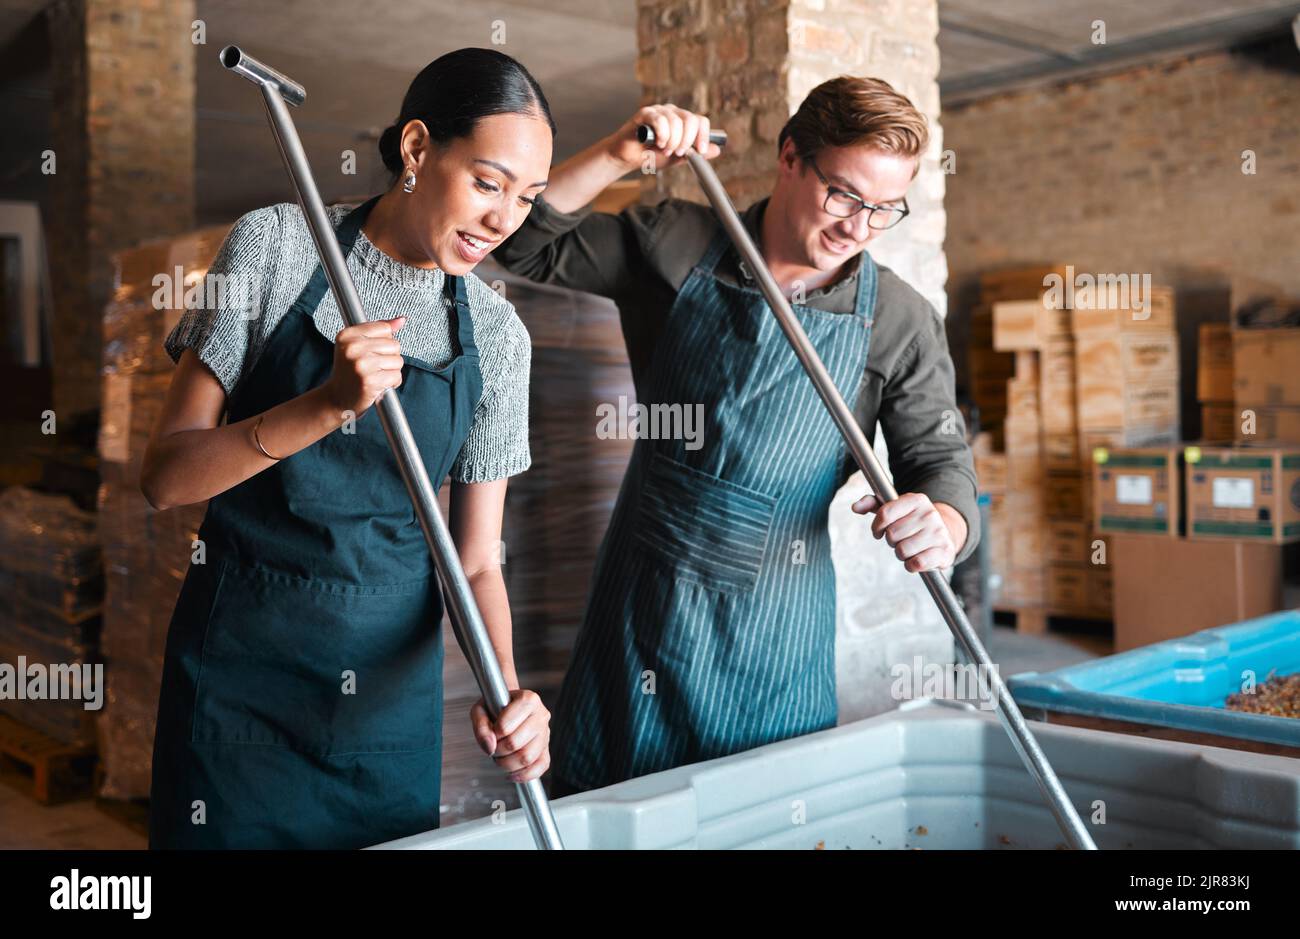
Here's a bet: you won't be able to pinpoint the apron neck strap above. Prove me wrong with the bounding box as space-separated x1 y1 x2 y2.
851 249 877 322
446 271 476 356
334 194 383 255
335 194 477 355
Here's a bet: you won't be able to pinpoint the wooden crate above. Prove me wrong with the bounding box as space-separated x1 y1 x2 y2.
979 264 1072 304
1069 285 1176 333
1075 331 1178 385
1039 337 1076 434
1076 379 1179 433
0 713 97 805
993 300 1072 352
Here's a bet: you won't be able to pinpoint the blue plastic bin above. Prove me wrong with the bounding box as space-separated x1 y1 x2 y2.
1009 610 1300 750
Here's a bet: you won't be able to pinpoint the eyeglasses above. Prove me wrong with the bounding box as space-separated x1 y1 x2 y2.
806 155 910 230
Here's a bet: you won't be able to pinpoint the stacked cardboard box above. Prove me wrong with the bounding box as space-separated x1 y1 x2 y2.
1233 327 1300 444
1184 445 1300 543
96 224 230 799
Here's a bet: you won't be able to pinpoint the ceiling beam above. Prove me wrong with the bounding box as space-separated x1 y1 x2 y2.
939 5 1087 62
941 1 1300 104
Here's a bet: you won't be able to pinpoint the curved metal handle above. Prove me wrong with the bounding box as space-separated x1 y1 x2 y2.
221 45 306 107
637 123 728 148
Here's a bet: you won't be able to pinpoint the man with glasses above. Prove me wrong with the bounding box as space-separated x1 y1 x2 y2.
496 76 979 797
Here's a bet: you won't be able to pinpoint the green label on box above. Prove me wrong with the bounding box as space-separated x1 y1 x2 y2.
1103 455 1169 468
1100 516 1170 532
1198 454 1273 469
1191 520 1273 537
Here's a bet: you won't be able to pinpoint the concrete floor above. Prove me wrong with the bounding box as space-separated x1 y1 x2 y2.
0 623 1105 850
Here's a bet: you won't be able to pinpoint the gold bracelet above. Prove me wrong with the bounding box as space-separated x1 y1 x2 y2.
252 414 285 461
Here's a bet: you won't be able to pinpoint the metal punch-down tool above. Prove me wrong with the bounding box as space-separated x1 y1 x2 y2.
222 45 564 851
640 122 1098 850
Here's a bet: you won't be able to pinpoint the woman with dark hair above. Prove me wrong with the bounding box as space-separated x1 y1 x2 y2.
142 48 555 849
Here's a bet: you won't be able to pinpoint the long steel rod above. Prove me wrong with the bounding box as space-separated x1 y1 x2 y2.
224 45 563 850
647 125 1097 850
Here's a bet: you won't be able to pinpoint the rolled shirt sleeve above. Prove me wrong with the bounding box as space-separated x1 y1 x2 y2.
449 285 533 484
162 205 277 397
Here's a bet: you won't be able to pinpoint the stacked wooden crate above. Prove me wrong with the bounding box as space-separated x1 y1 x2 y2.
969 266 1180 621
972 266 1069 609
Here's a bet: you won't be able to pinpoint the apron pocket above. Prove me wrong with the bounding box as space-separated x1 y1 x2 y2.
632 451 778 594
192 559 443 756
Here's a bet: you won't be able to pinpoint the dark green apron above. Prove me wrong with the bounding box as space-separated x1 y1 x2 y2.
550 223 877 793
148 195 482 849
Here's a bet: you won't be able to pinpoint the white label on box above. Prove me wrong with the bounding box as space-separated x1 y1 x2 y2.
1116 474 1152 505
1212 476 1254 509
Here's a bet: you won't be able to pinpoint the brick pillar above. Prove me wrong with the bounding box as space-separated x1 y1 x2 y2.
46 0 196 422
636 0 955 722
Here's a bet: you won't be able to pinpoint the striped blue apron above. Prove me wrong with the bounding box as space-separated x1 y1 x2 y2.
551 223 878 792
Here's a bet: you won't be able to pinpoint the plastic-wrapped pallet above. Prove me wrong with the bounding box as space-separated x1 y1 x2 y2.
96 226 228 799
0 486 103 745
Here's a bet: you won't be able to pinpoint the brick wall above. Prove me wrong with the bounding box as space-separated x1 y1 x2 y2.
944 37 1300 387
46 0 196 420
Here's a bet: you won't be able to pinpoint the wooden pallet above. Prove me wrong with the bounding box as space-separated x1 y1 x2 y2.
993 604 1112 637
0 713 97 805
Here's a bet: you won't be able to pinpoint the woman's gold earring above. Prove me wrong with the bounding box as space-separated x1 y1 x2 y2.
402 168 417 193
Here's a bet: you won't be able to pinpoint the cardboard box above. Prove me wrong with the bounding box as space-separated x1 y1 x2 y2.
1110 535 1284 650
1201 403 1237 442
1235 405 1300 444
1196 323 1233 402
1090 446 1182 537
1232 328 1300 406
1184 445 1300 543
1087 565 1113 616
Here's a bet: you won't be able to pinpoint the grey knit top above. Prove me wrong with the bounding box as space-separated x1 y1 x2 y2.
163 201 532 484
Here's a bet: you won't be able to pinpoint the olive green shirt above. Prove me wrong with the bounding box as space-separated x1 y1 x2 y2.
494 192 980 565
